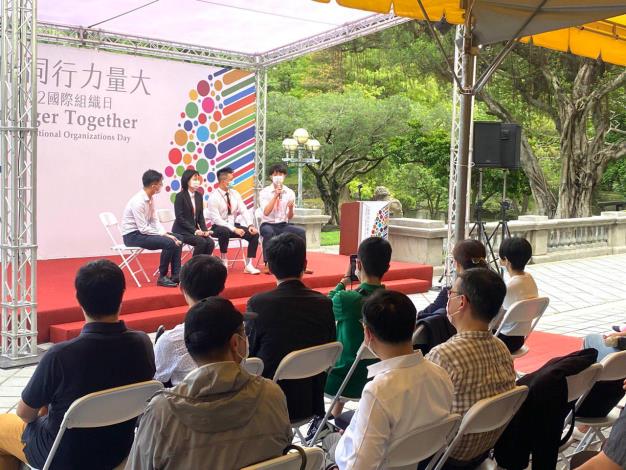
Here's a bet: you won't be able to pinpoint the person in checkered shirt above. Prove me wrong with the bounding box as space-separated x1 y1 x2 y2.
426 268 516 468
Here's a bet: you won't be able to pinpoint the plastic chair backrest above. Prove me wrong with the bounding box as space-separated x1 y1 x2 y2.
457 386 529 435
412 325 427 347
386 414 462 468
494 297 550 337
156 208 176 224
99 212 122 246
42 380 163 470
240 446 325 470
566 363 603 404
356 342 377 361
244 357 265 376
599 350 626 381
273 342 343 382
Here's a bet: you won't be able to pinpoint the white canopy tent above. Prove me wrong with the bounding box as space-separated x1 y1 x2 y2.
2 0 626 362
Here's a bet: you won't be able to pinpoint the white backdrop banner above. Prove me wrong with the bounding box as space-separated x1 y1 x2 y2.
37 44 256 259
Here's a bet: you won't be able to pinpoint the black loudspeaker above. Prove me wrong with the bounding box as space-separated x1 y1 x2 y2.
473 122 521 169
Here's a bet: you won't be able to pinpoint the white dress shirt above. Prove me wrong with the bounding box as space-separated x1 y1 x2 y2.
121 190 165 236
499 272 539 335
188 190 198 217
153 323 197 386
207 187 253 232
335 352 454 470
259 184 296 224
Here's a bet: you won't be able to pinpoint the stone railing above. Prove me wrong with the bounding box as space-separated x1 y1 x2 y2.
291 208 331 249
388 211 626 271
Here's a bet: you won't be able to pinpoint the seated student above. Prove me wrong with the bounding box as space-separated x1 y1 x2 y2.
324 290 454 469
127 297 293 469
324 237 392 421
497 237 539 353
582 329 626 362
154 254 227 386
419 239 488 319
246 233 335 425
0 260 155 470
121 169 183 287
426 268 516 468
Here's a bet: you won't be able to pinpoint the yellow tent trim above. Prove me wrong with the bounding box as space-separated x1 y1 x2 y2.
314 0 465 23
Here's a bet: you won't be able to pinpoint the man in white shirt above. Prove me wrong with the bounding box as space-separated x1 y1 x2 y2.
121 170 182 288
325 290 454 470
154 255 227 386
207 167 260 275
259 164 310 274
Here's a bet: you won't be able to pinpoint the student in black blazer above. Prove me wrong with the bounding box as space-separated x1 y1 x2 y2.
172 169 215 257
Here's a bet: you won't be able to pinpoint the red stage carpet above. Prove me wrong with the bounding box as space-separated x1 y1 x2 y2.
31 251 433 343
514 331 584 374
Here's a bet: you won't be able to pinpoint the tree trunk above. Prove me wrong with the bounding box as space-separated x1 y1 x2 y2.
314 176 341 225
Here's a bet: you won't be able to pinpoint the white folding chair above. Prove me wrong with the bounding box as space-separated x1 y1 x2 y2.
99 212 150 287
152 208 192 276
244 357 265 376
494 297 550 360
575 351 626 452
432 386 529 470
412 324 427 349
240 446 325 470
387 414 462 470
31 380 163 470
204 208 248 268
272 342 343 443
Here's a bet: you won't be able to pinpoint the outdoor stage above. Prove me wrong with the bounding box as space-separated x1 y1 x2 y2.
34 251 433 343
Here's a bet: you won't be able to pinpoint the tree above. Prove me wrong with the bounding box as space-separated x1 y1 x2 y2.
266 91 412 224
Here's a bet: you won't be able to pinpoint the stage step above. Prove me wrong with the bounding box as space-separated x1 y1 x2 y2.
48 278 429 343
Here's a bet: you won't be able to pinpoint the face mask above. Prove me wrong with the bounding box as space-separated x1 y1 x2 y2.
189 179 201 189
365 336 378 359
272 175 284 185
236 334 249 365
446 294 463 326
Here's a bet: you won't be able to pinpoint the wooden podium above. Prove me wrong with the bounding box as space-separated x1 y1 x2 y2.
339 201 390 255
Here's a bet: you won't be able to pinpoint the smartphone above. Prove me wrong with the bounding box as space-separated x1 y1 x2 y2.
349 254 359 282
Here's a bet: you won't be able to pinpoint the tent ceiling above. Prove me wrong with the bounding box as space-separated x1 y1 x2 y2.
38 0 374 55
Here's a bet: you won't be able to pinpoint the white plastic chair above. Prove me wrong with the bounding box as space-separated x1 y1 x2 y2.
494 297 550 359
432 386 529 470
99 212 151 287
272 342 343 442
32 380 163 470
204 207 248 268
240 446 325 470
387 414 462 470
574 352 626 452
244 357 265 376
412 324 427 348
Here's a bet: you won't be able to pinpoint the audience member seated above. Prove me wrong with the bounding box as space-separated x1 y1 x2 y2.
0 260 155 470
121 169 183 288
583 326 626 361
324 237 392 421
154 255 227 386
127 297 292 469
418 239 488 319
426 268 516 468
497 237 539 353
171 169 216 257
246 233 336 426
323 290 454 469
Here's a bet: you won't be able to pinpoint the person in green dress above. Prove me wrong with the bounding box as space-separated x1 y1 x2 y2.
325 236 392 418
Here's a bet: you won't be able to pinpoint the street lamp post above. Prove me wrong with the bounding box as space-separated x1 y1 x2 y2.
281 128 320 208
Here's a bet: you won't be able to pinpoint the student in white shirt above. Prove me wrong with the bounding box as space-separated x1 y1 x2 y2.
497 237 539 353
121 170 182 288
258 164 310 274
207 167 260 275
325 290 454 470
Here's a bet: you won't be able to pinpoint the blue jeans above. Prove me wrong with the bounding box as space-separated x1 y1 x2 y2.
123 231 182 278
583 334 618 361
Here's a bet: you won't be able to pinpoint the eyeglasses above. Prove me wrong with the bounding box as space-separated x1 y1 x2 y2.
447 289 463 301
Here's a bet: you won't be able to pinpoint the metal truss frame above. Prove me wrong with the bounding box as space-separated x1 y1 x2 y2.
1 0 39 359
254 65 268 204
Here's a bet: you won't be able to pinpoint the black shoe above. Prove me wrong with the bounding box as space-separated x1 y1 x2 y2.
157 276 177 288
171 276 180 284
306 414 335 443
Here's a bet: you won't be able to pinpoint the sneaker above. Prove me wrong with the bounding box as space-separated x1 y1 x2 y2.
305 415 335 443
244 263 261 275
157 276 177 288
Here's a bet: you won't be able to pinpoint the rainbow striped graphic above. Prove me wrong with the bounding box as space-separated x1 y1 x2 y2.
163 68 256 208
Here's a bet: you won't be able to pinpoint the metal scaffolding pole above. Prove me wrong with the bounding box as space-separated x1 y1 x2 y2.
254 66 268 206
0 0 38 360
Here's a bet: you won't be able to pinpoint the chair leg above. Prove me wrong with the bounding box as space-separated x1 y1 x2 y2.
294 426 306 444
117 251 142 288
134 255 151 282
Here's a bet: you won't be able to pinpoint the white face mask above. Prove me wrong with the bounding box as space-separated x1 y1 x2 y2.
189 179 201 189
272 175 284 185
446 293 463 326
236 334 249 365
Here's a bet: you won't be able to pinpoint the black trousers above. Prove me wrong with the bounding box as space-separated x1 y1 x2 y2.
497 333 525 354
123 231 182 278
259 222 306 261
211 223 259 258
175 233 215 257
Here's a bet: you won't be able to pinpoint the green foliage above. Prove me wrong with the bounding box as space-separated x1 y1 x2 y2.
321 231 340 246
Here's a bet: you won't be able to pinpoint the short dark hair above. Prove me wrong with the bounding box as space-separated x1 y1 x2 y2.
268 163 288 176
457 268 506 323
453 239 488 270
216 167 234 181
362 290 416 344
179 255 227 302
75 260 126 319
142 169 163 188
180 169 200 192
265 232 306 279
358 237 392 279
499 237 532 271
